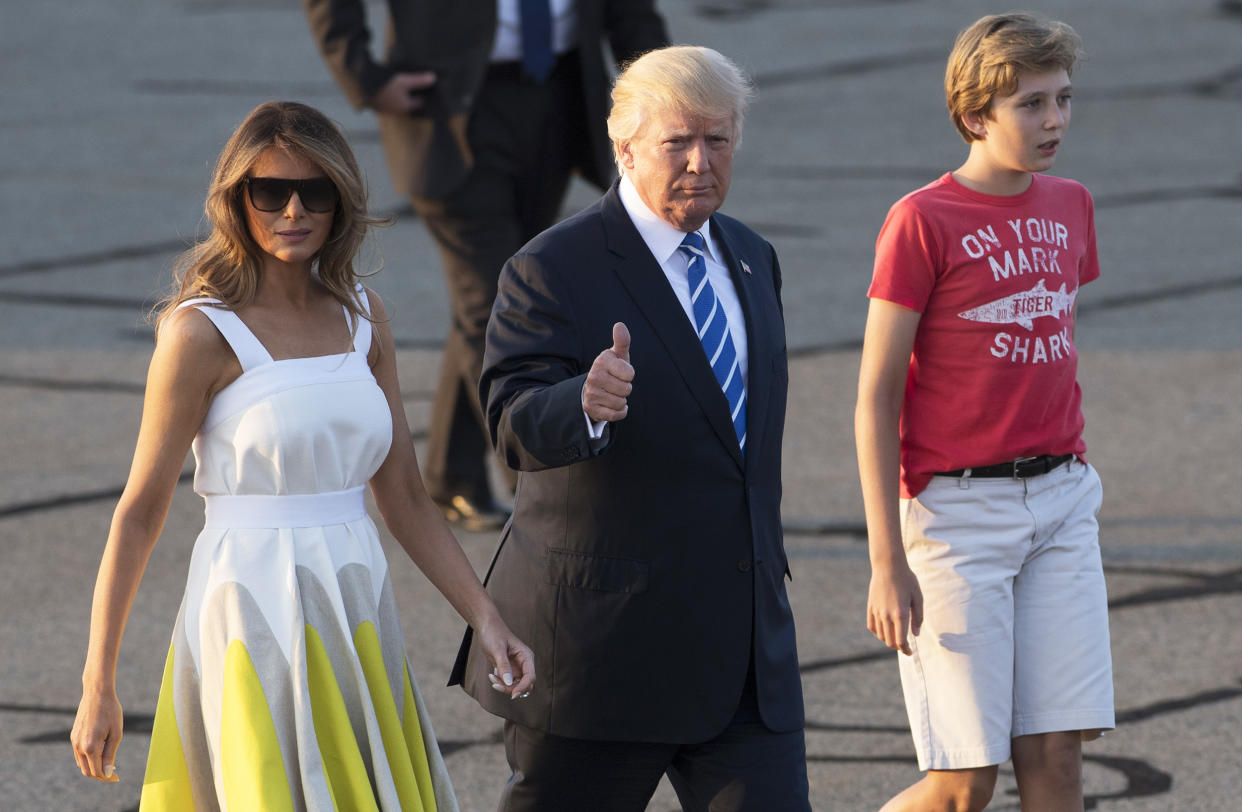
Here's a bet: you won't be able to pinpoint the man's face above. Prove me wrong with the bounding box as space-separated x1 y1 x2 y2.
619 107 735 232
973 68 1072 175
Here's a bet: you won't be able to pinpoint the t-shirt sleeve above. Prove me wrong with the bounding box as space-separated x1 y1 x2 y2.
868 198 940 312
1078 186 1101 286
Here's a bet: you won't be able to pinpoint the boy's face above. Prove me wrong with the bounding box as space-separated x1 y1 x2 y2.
971 69 1072 175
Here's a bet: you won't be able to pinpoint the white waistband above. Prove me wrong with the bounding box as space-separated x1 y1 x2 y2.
202 486 367 529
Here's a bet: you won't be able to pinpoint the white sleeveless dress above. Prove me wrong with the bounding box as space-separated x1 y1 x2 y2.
140 289 457 812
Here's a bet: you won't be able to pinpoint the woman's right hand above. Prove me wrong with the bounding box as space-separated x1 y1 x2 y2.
867 563 924 656
71 688 123 782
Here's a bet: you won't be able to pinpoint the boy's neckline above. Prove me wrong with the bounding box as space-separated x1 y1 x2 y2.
944 171 1041 205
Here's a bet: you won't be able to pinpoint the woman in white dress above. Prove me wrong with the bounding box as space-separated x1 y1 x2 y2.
70 100 534 810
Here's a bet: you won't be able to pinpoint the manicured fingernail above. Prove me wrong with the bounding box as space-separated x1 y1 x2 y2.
104 765 115 777
503 673 514 687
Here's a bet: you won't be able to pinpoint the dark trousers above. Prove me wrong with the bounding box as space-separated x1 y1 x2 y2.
498 668 811 812
411 53 589 503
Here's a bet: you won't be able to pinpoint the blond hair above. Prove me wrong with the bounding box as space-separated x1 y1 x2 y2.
607 45 754 172
154 101 384 333
946 12 1084 142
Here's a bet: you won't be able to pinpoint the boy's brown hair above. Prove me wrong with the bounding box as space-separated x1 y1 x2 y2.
945 12 1084 143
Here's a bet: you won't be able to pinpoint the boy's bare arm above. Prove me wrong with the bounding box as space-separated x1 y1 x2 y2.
856 298 923 655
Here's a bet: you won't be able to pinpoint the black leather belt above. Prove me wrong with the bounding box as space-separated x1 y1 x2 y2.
487 50 578 83
934 454 1074 479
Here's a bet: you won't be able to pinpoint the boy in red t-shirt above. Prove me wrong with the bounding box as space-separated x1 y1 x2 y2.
856 13 1115 811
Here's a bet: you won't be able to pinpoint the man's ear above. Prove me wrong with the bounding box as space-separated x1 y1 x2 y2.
963 110 989 139
617 140 635 171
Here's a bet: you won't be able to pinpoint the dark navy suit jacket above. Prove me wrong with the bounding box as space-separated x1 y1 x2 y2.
450 183 803 742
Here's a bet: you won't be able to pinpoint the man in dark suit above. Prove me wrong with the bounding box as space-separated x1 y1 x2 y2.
451 45 811 811
303 0 668 529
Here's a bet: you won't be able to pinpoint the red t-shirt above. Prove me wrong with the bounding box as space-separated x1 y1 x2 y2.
868 172 1100 498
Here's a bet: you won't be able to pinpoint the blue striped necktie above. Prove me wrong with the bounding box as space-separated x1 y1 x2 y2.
678 231 747 455
519 0 555 82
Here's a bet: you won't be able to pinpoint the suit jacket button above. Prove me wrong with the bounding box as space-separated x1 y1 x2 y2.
737 560 752 572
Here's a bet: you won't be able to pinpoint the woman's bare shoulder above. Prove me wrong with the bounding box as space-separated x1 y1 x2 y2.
159 305 230 352
153 304 239 392
359 284 388 320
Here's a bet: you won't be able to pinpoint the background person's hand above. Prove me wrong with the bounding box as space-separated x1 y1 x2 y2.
370 72 437 115
582 322 634 423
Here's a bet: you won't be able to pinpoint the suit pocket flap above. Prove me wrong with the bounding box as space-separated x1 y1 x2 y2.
544 548 649 594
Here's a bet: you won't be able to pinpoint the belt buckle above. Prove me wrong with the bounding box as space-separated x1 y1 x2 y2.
1012 456 1039 478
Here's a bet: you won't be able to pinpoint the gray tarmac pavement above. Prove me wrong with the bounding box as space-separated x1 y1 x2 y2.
3 0 1241 809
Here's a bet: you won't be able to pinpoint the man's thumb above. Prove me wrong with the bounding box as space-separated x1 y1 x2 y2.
611 322 631 362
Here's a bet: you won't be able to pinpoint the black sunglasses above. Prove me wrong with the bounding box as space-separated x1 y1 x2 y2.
244 176 340 213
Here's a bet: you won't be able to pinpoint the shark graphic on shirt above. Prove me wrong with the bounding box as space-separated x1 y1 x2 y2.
957 279 1078 331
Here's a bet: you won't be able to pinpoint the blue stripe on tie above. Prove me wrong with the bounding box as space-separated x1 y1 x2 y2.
724 364 744 405
709 329 729 366
731 387 747 421
691 273 709 303
698 301 722 344
696 297 718 339
678 231 746 455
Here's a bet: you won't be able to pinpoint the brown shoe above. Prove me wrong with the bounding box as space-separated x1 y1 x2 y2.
435 494 511 532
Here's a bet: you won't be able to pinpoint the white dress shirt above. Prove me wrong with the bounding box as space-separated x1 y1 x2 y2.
490 0 579 62
585 175 750 440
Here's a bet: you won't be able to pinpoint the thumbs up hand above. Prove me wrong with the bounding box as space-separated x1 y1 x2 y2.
582 322 635 423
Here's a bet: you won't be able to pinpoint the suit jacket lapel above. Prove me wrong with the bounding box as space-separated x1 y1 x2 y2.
711 217 773 474
602 189 745 471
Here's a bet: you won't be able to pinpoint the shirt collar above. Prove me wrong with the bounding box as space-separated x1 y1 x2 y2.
618 174 719 268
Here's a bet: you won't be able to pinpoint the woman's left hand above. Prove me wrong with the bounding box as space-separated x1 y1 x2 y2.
476 617 536 699
71 687 123 782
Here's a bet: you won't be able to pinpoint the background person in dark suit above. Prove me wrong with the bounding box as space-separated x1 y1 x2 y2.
450 45 811 812
303 0 668 530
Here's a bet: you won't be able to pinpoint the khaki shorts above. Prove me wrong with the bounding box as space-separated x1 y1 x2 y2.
898 459 1115 771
